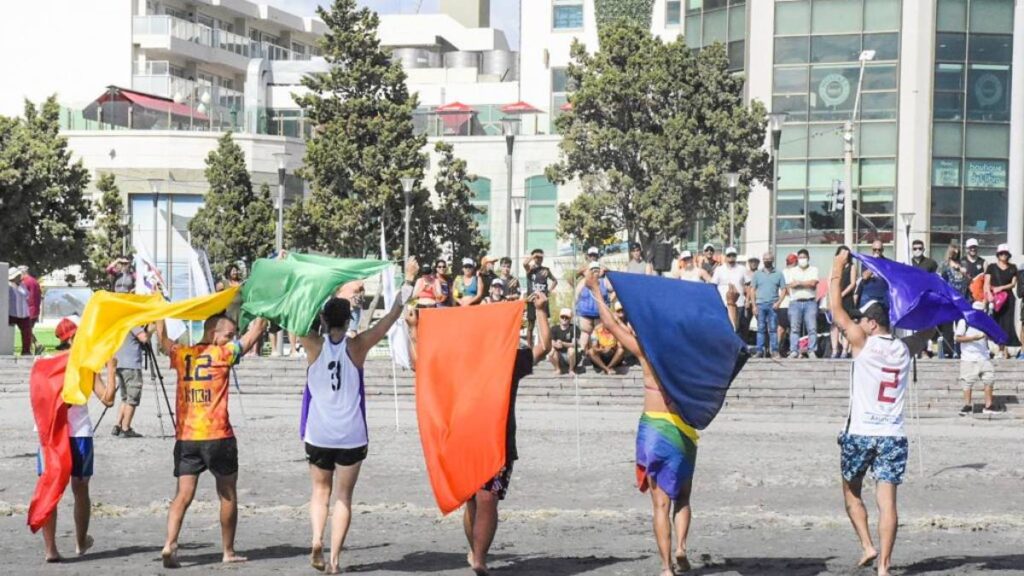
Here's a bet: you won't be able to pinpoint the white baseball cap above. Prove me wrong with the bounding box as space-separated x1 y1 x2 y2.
679 250 693 260
996 243 1011 255
559 308 572 317
965 238 979 248
587 261 601 271
703 243 715 251
725 247 738 256
461 257 475 267
587 246 600 256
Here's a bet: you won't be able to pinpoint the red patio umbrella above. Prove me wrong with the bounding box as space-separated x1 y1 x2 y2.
433 101 475 135
500 100 543 115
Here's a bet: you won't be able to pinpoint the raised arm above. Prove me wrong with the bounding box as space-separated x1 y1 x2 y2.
405 308 419 370
349 258 419 366
588 271 641 357
829 250 866 353
239 317 267 355
154 320 177 355
531 293 553 363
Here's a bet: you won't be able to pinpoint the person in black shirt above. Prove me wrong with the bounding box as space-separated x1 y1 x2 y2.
910 240 938 273
479 256 498 295
523 248 558 347
548 307 580 375
962 238 986 281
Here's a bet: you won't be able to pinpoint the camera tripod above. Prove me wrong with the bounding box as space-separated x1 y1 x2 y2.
94 341 177 437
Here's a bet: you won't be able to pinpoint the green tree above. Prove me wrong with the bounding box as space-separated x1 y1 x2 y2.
83 173 128 289
286 0 437 263
547 26 771 254
432 141 488 264
188 132 275 278
0 96 93 276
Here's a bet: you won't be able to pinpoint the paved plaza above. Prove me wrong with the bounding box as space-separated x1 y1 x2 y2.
1 390 1022 575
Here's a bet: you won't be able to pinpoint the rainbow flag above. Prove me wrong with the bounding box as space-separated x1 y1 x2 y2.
636 412 699 499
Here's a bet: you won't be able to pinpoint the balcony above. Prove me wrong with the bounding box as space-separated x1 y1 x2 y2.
133 15 311 68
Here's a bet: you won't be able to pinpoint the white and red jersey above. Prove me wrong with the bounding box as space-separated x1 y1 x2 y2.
846 335 911 437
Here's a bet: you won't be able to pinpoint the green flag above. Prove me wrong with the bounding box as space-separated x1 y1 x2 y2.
240 253 390 334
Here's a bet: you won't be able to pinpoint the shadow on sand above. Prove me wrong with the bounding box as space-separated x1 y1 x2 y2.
688 556 835 576
157 543 309 567
348 550 640 575
900 554 1024 574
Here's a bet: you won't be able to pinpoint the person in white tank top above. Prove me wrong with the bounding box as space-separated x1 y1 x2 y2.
297 258 418 575
828 250 931 576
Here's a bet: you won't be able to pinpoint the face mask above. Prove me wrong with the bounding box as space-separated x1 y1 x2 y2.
798 257 809 268
764 261 774 269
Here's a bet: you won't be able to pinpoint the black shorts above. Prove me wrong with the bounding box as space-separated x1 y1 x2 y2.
173 438 238 477
527 301 550 322
777 308 790 329
480 463 514 500
305 443 368 471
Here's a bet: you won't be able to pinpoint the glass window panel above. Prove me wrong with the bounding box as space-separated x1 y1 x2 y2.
772 95 809 122
863 0 900 32
934 63 964 91
809 65 859 121
779 161 808 189
468 177 491 201
525 230 557 255
931 187 962 219
965 159 1007 188
527 204 557 227
552 67 569 92
964 188 1008 240
779 123 809 158
728 5 745 39
706 0 727 8
703 8 727 44
688 0 703 12
860 91 899 120
807 123 845 157
777 219 807 244
933 91 964 120
932 122 963 156
935 32 966 62
778 190 806 216
932 158 961 187
965 123 1010 158
810 34 861 63
863 33 899 61
968 34 1013 64
728 40 745 70
553 4 584 29
667 1 682 25
859 188 894 214
812 0 863 34
775 0 810 35
526 176 558 200
936 0 967 32
969 0 1014 34
774 36 810 64
808 159 847 189
774 66 809 93
863 65 897 90
685 13 701 47
966 64 1011 121
859 122 897 156
860 159 896 187
807 189 842 242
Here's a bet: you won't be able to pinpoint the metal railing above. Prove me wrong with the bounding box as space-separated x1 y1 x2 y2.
133 15 310 62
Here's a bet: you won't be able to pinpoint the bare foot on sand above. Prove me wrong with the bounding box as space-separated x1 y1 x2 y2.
310 544 326 571
467 553 490 576
223 551 248 564
161 545 180 569
44 552 63 563
858 547 878 568
675 550 692 572
325 563 340 575
76 535 94 556
659 569 674 576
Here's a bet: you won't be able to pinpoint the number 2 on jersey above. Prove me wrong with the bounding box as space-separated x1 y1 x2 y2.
877 367 899 403
183 354 213 382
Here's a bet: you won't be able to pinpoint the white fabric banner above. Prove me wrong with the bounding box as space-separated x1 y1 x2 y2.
133 228 187 340
381 227 411 369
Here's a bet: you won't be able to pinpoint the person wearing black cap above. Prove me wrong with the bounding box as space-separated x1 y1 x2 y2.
626 243 653 275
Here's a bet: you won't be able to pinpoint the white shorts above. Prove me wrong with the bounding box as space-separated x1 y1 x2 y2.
959 360 994 390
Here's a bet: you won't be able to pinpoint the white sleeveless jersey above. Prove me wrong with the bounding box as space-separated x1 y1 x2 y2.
304 337 368 449
847 335 910 437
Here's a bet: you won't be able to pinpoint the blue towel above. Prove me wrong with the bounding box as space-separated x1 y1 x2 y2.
606 272 747 430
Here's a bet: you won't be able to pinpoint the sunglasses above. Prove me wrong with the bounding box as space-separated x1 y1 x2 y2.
436 263 447 268
560 315 571 320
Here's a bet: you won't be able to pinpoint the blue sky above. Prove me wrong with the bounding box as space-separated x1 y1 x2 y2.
264 0 521 48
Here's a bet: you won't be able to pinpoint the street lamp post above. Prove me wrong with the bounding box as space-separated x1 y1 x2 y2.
147 178 162 277
768 112 787 256
844 49 876 247
503 120 516 260
511 193 526 274
400 177 415 265
899 212 915 264
272 152 291 254
725 171 740 249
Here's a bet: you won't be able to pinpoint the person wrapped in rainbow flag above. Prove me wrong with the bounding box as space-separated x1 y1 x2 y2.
584 268 747 575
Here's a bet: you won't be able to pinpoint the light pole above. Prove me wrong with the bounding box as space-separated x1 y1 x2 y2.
899 212 915 264
511 193 526 274
503 120 516 260
147 178 162 293
401 177 415 265
844 49 876 247
272 152 291 254
768 112 787 256
725 171 740 249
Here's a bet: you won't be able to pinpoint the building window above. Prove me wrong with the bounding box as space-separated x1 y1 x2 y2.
553 1 584 30
684 0 746 71
551 67 576 133
129 193 204 301
467 177 492 241
667 1 682 25
525 176 559 256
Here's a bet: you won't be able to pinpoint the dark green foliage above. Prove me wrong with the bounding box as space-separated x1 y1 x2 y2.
432 141 488 264
83 173 128 289
594 0 655 30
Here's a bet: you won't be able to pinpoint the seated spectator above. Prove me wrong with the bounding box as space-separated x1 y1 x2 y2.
454 258 483 306
676 251 711 282
549 308 581 375
483 278 506 303
413 264 446 308
589 317 625 375
575 262 611 353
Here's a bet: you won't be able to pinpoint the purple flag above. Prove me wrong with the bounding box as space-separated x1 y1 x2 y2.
853 253 1007 344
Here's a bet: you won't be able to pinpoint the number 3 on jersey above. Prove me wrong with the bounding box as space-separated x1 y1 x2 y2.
183 354 213 382
328 360 342 391
877 367 900 403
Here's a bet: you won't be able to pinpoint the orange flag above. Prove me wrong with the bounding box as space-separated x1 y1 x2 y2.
415 301 524 515
28 353 72 532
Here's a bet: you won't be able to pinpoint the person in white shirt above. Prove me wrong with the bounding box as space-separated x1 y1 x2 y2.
955 301 998 415
829 249 927 576
711 247 748 333
786 248 820 358
297 258 418 574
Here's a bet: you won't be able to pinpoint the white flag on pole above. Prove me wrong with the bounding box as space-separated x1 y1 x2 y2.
381 226 411 369
133 227 187 340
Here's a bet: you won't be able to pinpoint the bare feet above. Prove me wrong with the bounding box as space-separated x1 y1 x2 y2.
675 549 691 572
222 551 248 564
44 552 63 563
325 563 340 575
857 547 878 567
76 534 94 556
659 569 674 576
311 544 326 572
161 545 180 569
468 550 489 575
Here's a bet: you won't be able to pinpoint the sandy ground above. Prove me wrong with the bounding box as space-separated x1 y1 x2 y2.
1 390 1022 576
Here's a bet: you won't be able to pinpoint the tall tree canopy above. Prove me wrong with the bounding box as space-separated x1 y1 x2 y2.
432 141 488 265
547 25 771 252
83 173 128 289
0 97 93 276
286 0 437 263
188 132 275 278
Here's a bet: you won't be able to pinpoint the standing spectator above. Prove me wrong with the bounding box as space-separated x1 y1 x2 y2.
857 241 890 307
19 266 41 352
589 318 625 375
677 251 711 282
777 253 798 356
479 256 498 295
217 263 245 326
524 248 557 347
701 243 719 277
626 243 653 275
711 247 748 334
751 253 787 358
346 283 366 339
938 245 969 358
786 249 819 358
910 240 938 273
107 257 136 294
413 264 446 308
454 258 483 307
575 262 611 353
549 308 580 375
984 244 1019 358
483 278 506 304
497 257 521 300
962 238 986 281
956 301 998 415
830 246 857 359
8 269 32 355
743 256 760 341
110 326 149 437
433 259 453 306
575 246 602 279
